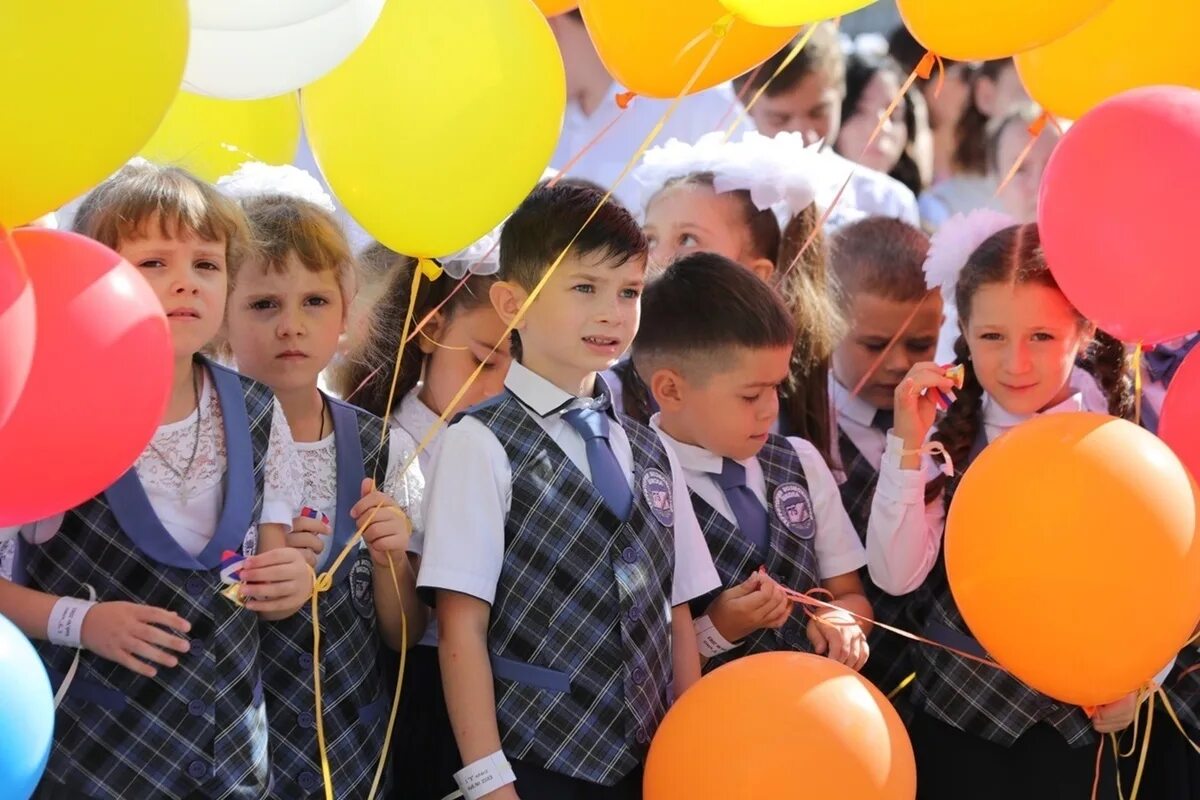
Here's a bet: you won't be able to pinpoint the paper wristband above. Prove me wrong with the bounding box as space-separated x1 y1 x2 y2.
695 615 742 659
453 751 516 800
48 592 98 648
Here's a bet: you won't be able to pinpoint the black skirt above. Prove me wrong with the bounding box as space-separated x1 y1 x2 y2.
386 644 461 800
1113 696 1200 800
909 713 1120 800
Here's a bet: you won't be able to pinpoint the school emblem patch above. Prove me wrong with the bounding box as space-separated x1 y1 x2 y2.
349 557 375 619
772 483 816 540
241 526 258 557
641 468 674 527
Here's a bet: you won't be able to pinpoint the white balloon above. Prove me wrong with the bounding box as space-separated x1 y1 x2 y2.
184 0 385 100
189 0 346 31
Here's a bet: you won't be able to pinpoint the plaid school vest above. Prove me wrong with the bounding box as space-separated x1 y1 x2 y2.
468 392 676 787
260 395 392 799
1166 642 1200 736
691 434 819 671
836 426 921 698
27 359 274 800
912 427 1094 747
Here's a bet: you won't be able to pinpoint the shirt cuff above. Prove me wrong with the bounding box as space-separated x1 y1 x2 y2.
258 501 296 532
817 551 868 581
417 567 498 607
876 433 929 504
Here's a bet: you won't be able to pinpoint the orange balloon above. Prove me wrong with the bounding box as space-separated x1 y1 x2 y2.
534 0 578 15
645 653 916 800
897 0 1113 60
947 413 1200 708
579 0 798 99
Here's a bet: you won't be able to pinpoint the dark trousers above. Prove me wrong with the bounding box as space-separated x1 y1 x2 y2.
511 759 643 800
910 714 1119 800
388 644 461 800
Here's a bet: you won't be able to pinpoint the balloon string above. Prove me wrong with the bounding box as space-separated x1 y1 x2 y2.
1132 345 1144 427
309 567 334 800
715 61 763 132
723 23 818 142
367 553 408 799
1155 686 1200 754
549 105 631 183
993 111 1051 198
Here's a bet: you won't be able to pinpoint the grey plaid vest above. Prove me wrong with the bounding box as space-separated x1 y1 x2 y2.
691 434 818 671
913 426 1094 747
467 391 676 786
836 426 920 698
28 359 274 799
260 395 392 799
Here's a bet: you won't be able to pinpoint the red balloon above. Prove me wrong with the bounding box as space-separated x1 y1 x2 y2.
1160 346 1200 484
0 229 35 429
0 229 172 526
1039 86 1200 344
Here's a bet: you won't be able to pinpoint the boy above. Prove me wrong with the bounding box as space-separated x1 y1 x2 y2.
732 23 920 225
827 216 941 698
418 184 719 800
629 254 871 672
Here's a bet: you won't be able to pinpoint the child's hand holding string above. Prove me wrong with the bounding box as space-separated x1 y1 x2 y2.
353 478 413 570
894 362 958 467
287 513 329 570
806 606 870 672
1092 692 1138 734
240 548 313 619
81 602 192 678
707 572 792 643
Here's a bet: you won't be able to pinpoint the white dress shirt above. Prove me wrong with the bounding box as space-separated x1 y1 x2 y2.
653 419 867 582
866 382 1107 596
417 361 720 606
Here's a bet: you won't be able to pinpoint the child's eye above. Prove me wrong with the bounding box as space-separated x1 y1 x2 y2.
741 392 761 403
645 234 658 250
679 233 699 248
249 299 277 311
1031 332 1055 342
196 260 221 271
620 287 641 299
572 284 595 294
864 342 887 353
137 259 165 269
304 296 330 307
979 333 1003 342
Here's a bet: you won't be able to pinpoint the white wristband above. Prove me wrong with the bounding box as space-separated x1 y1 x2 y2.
48 588 97 648
453 751 516 800
695 615 742 658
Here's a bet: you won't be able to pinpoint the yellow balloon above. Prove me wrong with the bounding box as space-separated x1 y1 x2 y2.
534 0 578 16
1015 0 1200 121
580 0 799 99
0 0 189 227
140 92 302 183
303 0 565 257
717 0 876 27
897 0 1114 60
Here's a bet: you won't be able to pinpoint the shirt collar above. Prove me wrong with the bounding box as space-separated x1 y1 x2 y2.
830 375 879 427
504 361 615 418
982 390 1084 431
650 414 724 475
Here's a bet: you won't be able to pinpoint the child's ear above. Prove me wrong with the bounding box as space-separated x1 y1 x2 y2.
489 280 529 331
649 367 688 413
416 311 445 355
746 257 776 284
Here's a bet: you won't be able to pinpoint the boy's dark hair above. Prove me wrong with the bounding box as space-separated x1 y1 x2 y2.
732 22 845 97
829 216 931 307
499 182 647 291
631 252 794 383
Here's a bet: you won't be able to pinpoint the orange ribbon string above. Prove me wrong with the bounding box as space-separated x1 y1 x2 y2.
994 110 1053 198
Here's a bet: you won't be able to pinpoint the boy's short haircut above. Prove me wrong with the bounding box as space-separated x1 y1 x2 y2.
499 182 648 291
632 252 794 383
732 22 845 97
828 216 931 308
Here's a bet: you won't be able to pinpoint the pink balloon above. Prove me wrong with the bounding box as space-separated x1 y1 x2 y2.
0 230 172 526
1160 347 1200 484
0 230 35 429
1039 86 1200 344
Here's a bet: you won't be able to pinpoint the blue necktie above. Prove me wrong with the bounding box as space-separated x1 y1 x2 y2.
715 458 769 558
562 406 633 520
1145 338 1199 386
871 409 895 433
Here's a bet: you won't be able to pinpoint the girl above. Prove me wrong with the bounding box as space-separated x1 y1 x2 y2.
835 51 927 199
866 217 1136 799
220 165 427 799
989 105 1062 224
334 236 511 800
0 161 311 799
630 130 846 466
918 59 1030 229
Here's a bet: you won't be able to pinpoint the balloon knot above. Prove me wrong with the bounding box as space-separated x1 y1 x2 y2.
418 257 443 281
916 52 937 79
1028 111 1051 137
713 13 735 38
616 91 637 109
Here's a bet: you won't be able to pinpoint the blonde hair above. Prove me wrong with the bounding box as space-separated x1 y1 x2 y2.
73 160 252 270
237 194 358 307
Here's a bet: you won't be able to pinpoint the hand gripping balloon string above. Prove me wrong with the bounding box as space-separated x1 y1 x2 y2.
309 31 729 800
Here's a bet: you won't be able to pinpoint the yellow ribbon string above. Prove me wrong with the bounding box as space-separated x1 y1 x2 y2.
993 111 1051 199
886 671 916 701
368 553 409 798
1155 686 1200 754
723 23 818 142
306 25 734 798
